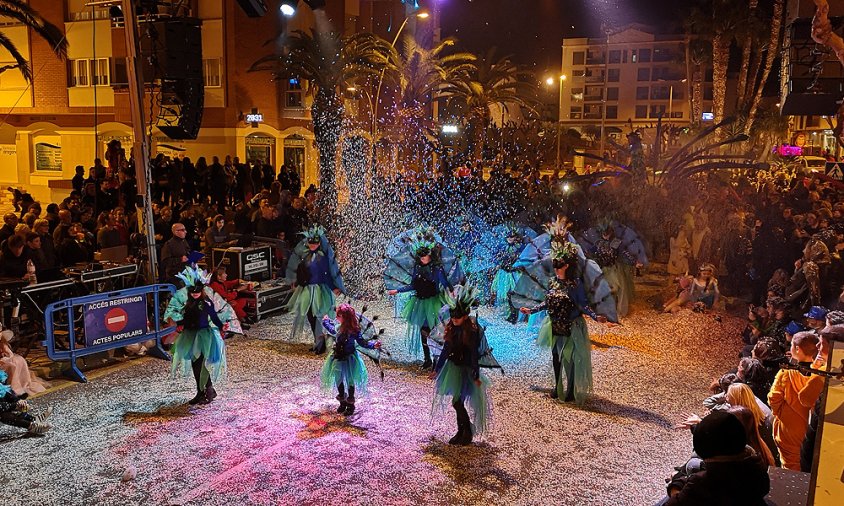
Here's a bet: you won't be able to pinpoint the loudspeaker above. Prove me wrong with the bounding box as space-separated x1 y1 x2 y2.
236 0 269 17
782 17 844 116
158 78 204 140
142 18 202 81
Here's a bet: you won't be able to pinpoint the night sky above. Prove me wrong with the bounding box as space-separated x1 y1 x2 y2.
437 0 697 69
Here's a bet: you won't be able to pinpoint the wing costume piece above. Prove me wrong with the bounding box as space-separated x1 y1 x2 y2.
428 313 504 374
577 221 649 266
285 231 346 294
164 286 243 335
322 306 389 380
383 227 464 290
508 257 618 324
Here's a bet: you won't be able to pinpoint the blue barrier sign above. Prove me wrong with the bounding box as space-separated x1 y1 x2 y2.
84 295 148 347
44 284 175 382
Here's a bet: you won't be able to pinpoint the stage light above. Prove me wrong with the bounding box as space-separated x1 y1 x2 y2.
417 11 430 19
280 0 297 16
563 183 571 192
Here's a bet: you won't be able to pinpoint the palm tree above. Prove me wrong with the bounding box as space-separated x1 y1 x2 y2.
0 0 67 81
250 30 392 216
383 36 475 170
744 0 785 135
447 48 536 162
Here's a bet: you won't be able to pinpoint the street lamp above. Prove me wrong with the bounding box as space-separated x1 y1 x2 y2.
546 74 567 172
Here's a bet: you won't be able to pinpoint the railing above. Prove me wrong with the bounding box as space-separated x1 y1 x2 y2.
43 284 175 382
68 8 112 22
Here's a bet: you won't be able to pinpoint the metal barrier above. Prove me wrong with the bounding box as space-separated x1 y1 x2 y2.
43 284 176 382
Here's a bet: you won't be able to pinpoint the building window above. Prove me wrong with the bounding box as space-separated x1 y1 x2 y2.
91 58 109 86
650 104 667 118
636 86 649 100
570 88 584 102
671 111 683 119
71 59 89 86
203 58 222 87
607 69 620 82
606 87 619 101
570 106 582 119
635 105 648 118
0 61 27 89
609 50 621 64
69 58 110 87
35 142 62 171
286 78 303 108
637 68 650 81
639 48 651 62
572 51 585 65
631 49 638 63
606 105 618 119
703 86 713 100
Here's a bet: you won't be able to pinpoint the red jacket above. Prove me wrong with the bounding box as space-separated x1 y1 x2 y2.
209 279 239 302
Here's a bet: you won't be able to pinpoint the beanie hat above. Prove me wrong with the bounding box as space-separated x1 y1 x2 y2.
693 411 747 459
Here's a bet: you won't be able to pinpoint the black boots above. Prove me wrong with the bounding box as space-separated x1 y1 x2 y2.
188 390 206 405
420 329 433 370
449 401 473 445
336 384 356 415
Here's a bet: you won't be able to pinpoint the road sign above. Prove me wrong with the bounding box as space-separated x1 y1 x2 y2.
825 162 843 181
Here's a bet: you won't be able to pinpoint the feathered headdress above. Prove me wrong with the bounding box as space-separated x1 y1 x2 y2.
176 265 211 289
546 216 578 263
408 226 438 258
301 225 325 244
448 284 480 318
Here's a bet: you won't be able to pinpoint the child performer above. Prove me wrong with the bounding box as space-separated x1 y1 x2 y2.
320 304 382 415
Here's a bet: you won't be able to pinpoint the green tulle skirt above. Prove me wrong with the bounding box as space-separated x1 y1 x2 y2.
320 351 369 394
171 327 227 385
400 292 448 355
432 361 491 435
492 269 519 306
286 284 336 338
537 315 593 405
603 262 634 318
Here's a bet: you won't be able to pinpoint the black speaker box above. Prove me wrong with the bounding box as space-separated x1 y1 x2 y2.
236 0 269 18
142 18 202 81
158 78 204 140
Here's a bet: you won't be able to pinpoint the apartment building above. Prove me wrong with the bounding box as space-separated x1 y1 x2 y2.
559 25 712 139
0 0 412 203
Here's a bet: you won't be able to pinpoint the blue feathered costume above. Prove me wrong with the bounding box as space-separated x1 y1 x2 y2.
384 227 463 368
285 226 346 354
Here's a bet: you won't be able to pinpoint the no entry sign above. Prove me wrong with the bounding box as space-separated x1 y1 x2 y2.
84 295 148 347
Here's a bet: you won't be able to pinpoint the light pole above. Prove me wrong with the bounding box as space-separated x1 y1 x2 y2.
547 75 567 171
370 10 428 172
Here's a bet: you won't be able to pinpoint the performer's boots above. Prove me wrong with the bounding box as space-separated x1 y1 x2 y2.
420 329 433 370
336 384 348 413
189 358 207 405
202 380 217 404
344 396 356 415
451 401 473 445
550 348 562 400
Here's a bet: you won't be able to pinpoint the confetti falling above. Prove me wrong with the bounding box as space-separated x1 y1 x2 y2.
0 294 745 505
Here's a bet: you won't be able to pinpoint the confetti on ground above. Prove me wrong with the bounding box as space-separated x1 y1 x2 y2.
0 298 743 505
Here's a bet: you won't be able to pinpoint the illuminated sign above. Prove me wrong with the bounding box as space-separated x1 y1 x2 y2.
701 112 714 121
442 124 459 134
246 113 263 123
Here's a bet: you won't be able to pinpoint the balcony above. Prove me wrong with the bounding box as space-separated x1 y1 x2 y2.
585 74 605 83
586 57 606 65
583 94 603 102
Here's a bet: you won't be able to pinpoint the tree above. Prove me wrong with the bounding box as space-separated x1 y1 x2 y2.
447 48 536 162
383 36 475 170
250 30 392 217
0 0 67 81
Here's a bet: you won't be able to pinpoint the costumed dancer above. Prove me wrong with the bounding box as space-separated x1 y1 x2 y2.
1 369 52 434
513 219 609 405
285 226 345 355
429 285 493 445
320 304 382 415
164 266 228 405
578 219 647 318
485 223 537 322
384 227 463 370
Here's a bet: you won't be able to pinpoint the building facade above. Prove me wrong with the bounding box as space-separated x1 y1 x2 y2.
559 26 713 137
0 0 416 204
